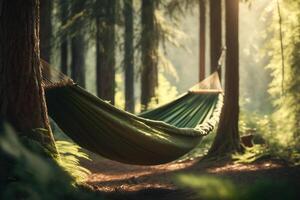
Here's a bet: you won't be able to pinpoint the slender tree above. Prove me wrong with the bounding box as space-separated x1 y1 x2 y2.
60 1 69 75
0 0 57 152
199 0 206 81
208 0 242 156
290 41 300 142
71 0 86 88
40 0 52 63
141 0 159 111
210 0 222 75
124 0 135 112
96 0 116 105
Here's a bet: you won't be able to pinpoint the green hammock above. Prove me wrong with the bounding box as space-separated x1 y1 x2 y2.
42 62 223 165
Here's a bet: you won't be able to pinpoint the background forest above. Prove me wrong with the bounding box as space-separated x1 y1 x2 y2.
45 0 299 159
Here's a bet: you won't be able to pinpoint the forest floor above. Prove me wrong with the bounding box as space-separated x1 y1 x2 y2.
81 154 300 200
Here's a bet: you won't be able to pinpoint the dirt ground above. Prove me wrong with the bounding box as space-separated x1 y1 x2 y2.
81 153 300 200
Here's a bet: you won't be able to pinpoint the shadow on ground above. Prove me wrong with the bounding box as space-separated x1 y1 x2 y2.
81 152 300 200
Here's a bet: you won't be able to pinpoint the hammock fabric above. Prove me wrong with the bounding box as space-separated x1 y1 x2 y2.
42 61 223 165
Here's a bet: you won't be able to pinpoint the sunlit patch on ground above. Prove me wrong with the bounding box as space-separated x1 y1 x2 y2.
206 161 282 173
83 154 196 192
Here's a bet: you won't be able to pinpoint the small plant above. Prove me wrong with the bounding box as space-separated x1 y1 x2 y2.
56 140 91 183
51 118 92 182
238 110 300 165
232 145 270 164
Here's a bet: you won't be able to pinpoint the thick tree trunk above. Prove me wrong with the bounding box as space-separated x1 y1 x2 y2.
96 0 116 105
199 0 206 81
40 0 52 63
0 0 57 152
71 0 86 88
208 0 242 156
141 0 159 111
124 0 135 113
210 0 222 75
60 1 69 75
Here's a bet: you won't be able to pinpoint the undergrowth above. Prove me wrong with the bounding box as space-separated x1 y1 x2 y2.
237 111 300 165
51 119 92 182
0 122 104 200
56 141 91 183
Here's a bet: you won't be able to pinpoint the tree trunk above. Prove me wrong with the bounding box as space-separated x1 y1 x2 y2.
71 0 86 88
124 0 135 113
199 0 206 81
210 0 222 75
60 1 69 75
0 0 57 153
208 0 242 156
96 0 116 105
71 36 85 87
40 0 52 63
141 0 159 111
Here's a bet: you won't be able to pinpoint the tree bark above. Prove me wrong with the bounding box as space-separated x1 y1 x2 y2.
208 0 242 156
210 0 222 75
71 0 86 88
96 0 116 105
71 36 85 87
60 1 69 75
141 0 159 111
0 0 57 152
199 0 206 81
40 0 52 63
124 0 135 113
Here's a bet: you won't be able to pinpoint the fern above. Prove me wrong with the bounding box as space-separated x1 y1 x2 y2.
232 145 270 164
50 118 92 182
56 140 91 183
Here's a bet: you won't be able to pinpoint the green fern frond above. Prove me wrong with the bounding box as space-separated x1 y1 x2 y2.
56 140 91 183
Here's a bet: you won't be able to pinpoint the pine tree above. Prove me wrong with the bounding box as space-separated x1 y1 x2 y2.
124 0 135 113
59 1 69 75
40 0 52 63
208 0 242 156
210 0 222 75
0 0 57 153
141 0 159 111
96 0 116 105
71 0 86 88
199 0 206 81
